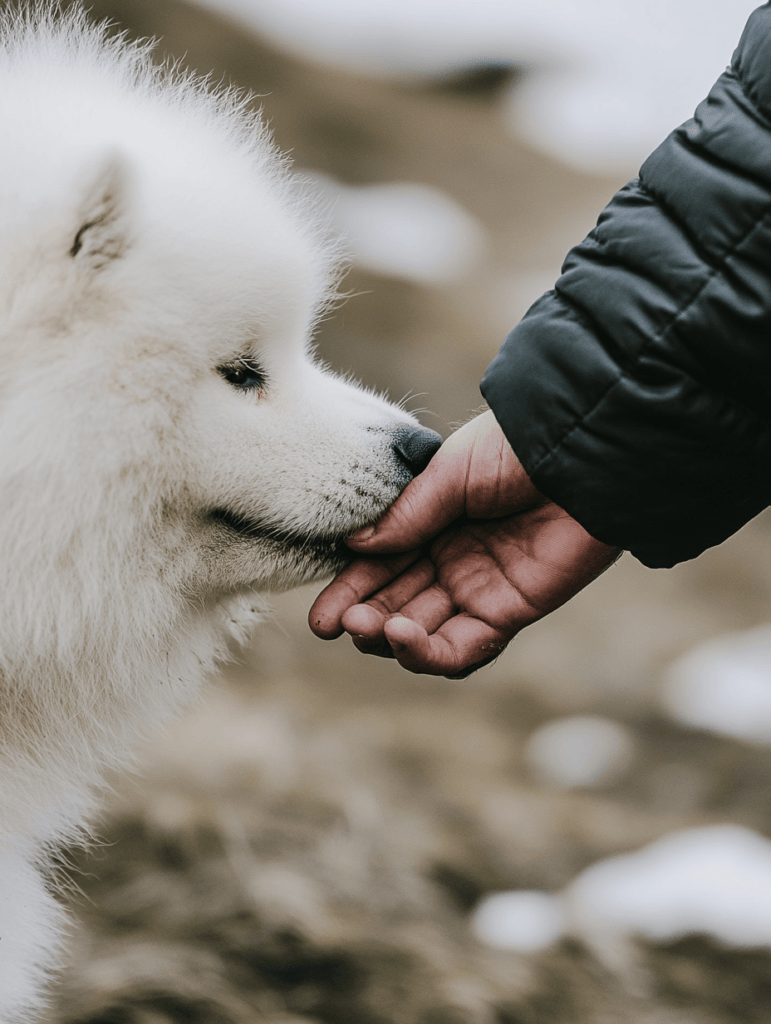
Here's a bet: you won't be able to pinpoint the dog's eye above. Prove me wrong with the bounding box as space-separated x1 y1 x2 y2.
217 358 268 392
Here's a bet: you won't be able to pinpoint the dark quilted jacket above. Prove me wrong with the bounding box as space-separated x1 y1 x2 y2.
481 3 771 568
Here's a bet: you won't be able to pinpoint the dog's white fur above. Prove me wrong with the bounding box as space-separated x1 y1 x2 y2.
0 5 425 1018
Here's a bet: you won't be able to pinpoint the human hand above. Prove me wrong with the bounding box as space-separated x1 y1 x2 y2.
309 411 619 677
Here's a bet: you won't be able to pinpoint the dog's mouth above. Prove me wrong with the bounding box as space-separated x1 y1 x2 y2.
209 507 350 561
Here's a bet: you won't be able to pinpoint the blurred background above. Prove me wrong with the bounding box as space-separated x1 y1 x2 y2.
35 1 771 1021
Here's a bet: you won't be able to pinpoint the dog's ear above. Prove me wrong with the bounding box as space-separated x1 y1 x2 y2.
70 150 133 270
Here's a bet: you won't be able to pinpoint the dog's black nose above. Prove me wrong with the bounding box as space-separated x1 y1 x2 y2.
392 425 443 476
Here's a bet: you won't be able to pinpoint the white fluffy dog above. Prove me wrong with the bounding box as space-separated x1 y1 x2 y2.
0 5 440 1018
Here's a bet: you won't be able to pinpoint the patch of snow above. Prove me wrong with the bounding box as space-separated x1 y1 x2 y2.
307 173 486 285
193 0 759 173
525 715 635 790
662 626 771 744
567 825 771 948
471 889 566 952
473 826 771 955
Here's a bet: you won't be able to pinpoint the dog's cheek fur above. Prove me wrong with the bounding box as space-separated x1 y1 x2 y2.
183 363 417 564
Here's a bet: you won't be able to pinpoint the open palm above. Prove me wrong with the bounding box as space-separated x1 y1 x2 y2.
310 412 618 677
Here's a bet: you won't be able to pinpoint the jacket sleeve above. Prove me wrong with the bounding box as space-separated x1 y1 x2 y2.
481 3 771 569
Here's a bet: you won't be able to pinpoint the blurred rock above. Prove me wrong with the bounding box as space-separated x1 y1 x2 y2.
567 825 771 948
471 890 566 952
662 627 771 744
525 715 636 790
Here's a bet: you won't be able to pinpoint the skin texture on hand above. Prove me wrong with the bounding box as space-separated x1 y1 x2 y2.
309 411 619 678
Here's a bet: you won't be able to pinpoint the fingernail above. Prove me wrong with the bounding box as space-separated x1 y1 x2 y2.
348 525 375 542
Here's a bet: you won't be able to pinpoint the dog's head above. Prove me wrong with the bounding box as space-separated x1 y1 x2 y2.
0 12 441 626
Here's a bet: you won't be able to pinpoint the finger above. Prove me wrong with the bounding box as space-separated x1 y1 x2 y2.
348 603 397 659
340 577 454 659
384 614 509 678
337 557 436 639
343 603 393 657
391 582 455 637
355 557 437 618
345 455 464 553
308 550 421 639
338 559 439 657
352 634 396 659
343 602 387 637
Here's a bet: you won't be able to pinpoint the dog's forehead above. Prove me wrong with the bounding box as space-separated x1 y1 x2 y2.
0 59 337 297
0 130 330 374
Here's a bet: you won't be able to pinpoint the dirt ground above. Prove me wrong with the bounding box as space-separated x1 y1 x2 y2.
31 1 771 1021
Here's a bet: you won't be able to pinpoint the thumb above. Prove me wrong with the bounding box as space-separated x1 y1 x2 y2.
346 454 465 553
